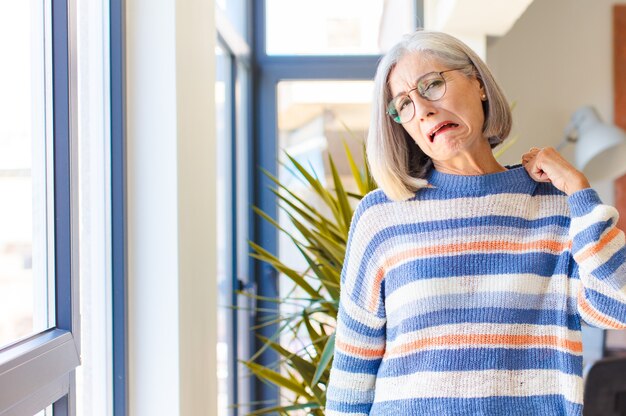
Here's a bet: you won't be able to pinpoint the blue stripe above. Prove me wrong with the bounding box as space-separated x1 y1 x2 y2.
535 181 567 196
385 215 570 234
568 188 602 217
367 395 582 416
384 252 568 296
378 348 582 376
326 385 375 403
572 218 614 248
387 308 581 341
339 306 386 338
582 287 626 323
338 322 386 347
350 189 390 225
332 351 382 374
417 187 539 199
589 245 626 285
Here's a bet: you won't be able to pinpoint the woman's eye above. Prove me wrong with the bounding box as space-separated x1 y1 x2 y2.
423 79 443 92
397 97 411 111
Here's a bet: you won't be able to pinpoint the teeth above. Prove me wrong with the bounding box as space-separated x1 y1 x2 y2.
431 123 457 141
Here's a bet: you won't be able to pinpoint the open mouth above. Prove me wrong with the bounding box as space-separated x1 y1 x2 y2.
429 123 459 142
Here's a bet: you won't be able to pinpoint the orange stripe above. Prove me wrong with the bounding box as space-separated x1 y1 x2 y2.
577 284 626 329
575 227 620 263
335 338 385 358
386 239 569 269
366 238 570 313
368 268 385 313
386 334 582 357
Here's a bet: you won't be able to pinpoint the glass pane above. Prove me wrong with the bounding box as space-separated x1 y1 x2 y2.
235 62 252 416
216 44 234 416
276 80 373 411
34 405 53 415
216 0 247 40
266 0 416 55
75 0 113 413
0 0 54 349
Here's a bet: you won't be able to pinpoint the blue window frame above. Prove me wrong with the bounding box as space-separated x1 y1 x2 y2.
0 0 81 414
110 0 127 414
248 0 423 410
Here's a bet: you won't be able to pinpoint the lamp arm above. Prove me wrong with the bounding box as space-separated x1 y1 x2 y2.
556 119 579 151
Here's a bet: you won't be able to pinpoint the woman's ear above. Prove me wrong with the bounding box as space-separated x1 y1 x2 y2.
474 76 487 101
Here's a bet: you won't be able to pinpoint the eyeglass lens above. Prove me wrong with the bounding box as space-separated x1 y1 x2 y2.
387 72 448 124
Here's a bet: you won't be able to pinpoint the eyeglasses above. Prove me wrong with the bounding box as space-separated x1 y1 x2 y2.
386 68 465 124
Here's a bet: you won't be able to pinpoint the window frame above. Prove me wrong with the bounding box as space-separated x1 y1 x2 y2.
249 0 422 410
0 0 81 414
110 0 128 414
216 4 253 416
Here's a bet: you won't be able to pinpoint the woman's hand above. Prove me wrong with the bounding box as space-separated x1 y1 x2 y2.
521 147 591 196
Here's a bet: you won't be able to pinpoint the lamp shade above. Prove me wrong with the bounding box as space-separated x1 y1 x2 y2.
569 106 626 182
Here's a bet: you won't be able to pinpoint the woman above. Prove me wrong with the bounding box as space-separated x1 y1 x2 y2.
325 30 626 415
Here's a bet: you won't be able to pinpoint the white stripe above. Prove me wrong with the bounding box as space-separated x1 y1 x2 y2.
340 295 385 329
576 263 626 302
326 411 367 416
574 227 624 272
570 204 618 236
386 273 573 316
328 369 376 390
336 320 385 350
374 369 583 404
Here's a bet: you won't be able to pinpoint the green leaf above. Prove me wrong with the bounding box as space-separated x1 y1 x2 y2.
328 155 353 235
312 332 335 385
249 241 320 298
246 401 321 416
243 361 312 398
302 312 322 357
257 334 326 402
343 139 368 195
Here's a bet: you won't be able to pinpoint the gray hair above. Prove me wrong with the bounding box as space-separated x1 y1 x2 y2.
366 29 512 201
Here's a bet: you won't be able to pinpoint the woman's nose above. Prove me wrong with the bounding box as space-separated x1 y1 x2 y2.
411 91 438 121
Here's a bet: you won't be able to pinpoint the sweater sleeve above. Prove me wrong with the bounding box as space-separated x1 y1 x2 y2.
568 188 626 329
325 195 387 416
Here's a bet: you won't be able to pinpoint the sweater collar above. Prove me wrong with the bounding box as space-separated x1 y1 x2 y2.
425 163 538 195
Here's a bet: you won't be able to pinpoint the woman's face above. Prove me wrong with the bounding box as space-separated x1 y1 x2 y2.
387 53 487 164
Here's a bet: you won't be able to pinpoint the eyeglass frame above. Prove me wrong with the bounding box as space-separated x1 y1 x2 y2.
386 67 468 124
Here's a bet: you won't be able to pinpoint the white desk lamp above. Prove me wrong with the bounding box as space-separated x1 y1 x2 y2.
556 106 626 182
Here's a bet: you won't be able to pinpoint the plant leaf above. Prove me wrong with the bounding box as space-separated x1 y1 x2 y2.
342 139 368 196
328 154 353 235
243 361 312 399
312 332 335 385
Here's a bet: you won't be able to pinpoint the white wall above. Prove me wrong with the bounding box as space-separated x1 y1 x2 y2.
487 0 626 202
126 0 217 414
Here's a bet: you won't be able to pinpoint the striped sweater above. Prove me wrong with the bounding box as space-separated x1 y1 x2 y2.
325 164 626 416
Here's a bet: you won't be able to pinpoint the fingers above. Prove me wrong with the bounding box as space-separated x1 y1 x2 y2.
521 147 542 165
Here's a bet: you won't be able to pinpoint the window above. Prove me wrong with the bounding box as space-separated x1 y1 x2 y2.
216 42 234 414
0 0 55 350
265 0 418 55
0 1 80 414
250 0 421 411
216 4 252 415
276 80 374 409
